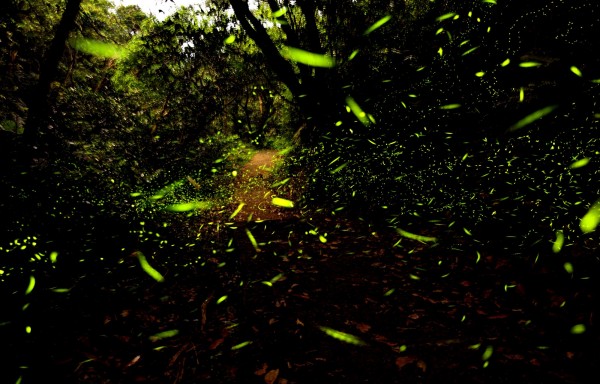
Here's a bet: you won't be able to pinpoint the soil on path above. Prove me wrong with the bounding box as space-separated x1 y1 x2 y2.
229 149 297 222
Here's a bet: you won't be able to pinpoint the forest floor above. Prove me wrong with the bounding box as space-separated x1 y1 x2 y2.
3 150 598 384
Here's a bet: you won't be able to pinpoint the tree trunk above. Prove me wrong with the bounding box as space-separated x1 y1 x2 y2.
229 0 338 146
23 0 84 145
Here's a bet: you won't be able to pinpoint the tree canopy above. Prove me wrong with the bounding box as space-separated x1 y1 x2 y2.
0 0 599 382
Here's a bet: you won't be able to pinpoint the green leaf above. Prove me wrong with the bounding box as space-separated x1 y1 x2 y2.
319 326 367 346
363 15 392 35
282 46 336 68
135 252 164 282
70 38 126 59
508 105 558 132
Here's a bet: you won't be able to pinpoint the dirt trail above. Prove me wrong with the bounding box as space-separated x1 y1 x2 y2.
229 149 296 222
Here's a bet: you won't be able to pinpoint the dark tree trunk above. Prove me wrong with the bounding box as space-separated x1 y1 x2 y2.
229 0 339 146
23 0 83 145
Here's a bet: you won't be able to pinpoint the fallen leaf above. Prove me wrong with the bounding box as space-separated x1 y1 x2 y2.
395 356 417 369
416 360 427 372
265 369 279 384
488 314 509 319
209 338 224 350
356 323 371 333
254 363 268 376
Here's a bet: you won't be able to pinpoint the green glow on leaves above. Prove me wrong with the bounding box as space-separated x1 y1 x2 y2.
482 345 493 360
319 235 327 243
230 203 245 219
580 200 600 233
345 96 371 126
348 49 359 60
217 295 228 304
552 230 564 253
25 326 32 334
25 276 35 295
135 252 164 282
319 326 367 346
570 324 586 334
519 87 525 102
476 251 481 263
463 228 472 236
165 201 212 212
231 341 253 350
149 329 179 341
396 228 437 243
519 61 542 68
384 288 395 296
271 178 291 187
462 46 480 56
363 15 392 35
569 158 590 169
273 7 287 17
245 228 260 252
282 46 336 68
50 251 58 263
436 12 456 22
70 38 126 59
130 192 142 197
224 35 236 44
438 47 443 56
500 58 511 67
272 197 294 208
475 71 485 77
269 273 283 284
436 28 444 35
570 66 583 77
440 104 461 110
508 105 558 132
563 262 574 274
51 288 71 293
409 274 420 280
482 0 497 4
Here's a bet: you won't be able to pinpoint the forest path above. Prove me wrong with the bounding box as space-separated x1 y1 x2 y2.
229 149 296 222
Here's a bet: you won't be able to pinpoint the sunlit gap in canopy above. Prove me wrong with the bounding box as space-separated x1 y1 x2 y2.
114 0 260 21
